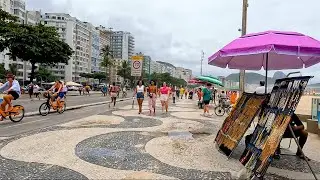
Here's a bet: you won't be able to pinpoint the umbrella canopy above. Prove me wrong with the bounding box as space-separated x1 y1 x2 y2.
188 79 205 84
203 75 219 80
66 81 82 86
196 76 224 87
208 30 320 70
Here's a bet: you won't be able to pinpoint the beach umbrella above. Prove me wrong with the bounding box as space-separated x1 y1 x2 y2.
66 81 82 86
208 30 320 92
203 75 219 80
196 76 224 87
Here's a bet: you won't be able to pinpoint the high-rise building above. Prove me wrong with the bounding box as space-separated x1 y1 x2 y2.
12 0 25 24
111 31 134 60
0 0 13 14
42 13 91 82
96 25 112 73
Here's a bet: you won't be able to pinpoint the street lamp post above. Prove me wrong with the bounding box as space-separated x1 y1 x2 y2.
239 0 248 94
200 50 204 76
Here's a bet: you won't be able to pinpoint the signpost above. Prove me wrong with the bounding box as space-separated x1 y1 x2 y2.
131 55 143 77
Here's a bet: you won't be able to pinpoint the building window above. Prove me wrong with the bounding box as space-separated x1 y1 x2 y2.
57 17 61 20
52 16 56 19
46 15 49 19
62 17 65 20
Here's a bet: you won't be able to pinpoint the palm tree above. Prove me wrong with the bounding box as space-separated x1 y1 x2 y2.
100 45 114 84
117 60 131 86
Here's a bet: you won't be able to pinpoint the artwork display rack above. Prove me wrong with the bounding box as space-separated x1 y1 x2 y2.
239 76 314 179
215 92 268 157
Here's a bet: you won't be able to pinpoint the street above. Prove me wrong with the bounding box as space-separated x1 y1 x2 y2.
15 91 133 114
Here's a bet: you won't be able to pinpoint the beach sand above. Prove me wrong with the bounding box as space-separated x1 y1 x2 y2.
296 95 319 115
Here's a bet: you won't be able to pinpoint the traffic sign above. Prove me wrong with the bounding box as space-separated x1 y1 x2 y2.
131 56 143 77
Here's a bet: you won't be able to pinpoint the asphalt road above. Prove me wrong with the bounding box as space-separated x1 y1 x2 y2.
14 91 133 114
0 99 134 137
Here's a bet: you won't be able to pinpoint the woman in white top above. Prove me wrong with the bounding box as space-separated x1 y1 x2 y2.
33 84 40 100
134 80 146 114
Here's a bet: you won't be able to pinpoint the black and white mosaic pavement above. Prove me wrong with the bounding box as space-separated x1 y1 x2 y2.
75 131 232 180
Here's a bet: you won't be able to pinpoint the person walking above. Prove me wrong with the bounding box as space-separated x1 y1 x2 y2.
28 82 34 100
172 86 177 104
147 80 157 115
78 86 83 96
85 84 91 96
134 80 146 114
184 88 188 99
109 82 119 108
179 86 184 99
160 82 170 113
33 84 40 100
102 84 108 97
202 83 212 117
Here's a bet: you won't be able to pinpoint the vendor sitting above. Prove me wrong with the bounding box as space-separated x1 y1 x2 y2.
243 113 310 161
275 113 310 160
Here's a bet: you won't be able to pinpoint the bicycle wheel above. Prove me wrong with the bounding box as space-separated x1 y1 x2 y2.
39 102 50 116
58 102 66 114
214 106 225 116
9 105 25 122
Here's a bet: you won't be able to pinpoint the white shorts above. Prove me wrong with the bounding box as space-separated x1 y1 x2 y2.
160 94 168 101
111 92 117 98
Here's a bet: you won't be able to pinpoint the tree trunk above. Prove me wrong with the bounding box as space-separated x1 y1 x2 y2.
30 63 36 83
109 66 112 84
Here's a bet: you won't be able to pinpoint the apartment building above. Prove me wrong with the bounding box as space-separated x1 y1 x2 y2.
42 13 91 82
110 31 134 84
111 31 135 60
0 0 13 14
96 25 112 73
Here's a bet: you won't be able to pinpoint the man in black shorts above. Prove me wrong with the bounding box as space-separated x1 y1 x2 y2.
243 113 310 161
275 113 309 160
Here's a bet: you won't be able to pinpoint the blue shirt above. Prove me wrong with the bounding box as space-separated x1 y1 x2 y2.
0 80 21 96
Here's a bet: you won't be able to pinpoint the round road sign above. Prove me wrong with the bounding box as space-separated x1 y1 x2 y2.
133 61 141 69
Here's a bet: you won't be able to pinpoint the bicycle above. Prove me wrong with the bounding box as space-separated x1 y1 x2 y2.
0 95 25 122
214 98 233 116
39 92 66 116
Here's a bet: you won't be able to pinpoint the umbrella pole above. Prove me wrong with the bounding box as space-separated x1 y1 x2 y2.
265 53 269 94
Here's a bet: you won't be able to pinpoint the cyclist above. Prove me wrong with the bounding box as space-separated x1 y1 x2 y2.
47 80 64 111
0 73 21 121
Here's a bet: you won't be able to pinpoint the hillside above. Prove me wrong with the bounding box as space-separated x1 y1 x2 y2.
226 72 276 84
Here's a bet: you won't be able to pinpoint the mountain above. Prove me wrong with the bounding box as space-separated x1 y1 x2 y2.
226 72 275 84
273 71 286 79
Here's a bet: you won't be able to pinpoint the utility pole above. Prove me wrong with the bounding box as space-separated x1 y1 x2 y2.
239 0 248 94
200 50 204 76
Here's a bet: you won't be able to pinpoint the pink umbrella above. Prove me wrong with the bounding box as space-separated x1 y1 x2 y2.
208 30 320 92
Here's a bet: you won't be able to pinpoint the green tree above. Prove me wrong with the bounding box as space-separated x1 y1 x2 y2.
100 45 114 83
34 66 56 82
5 23 73 82
0 63 6 81
0 9 18 52
92 72 107 84
9 63 17 75
117 61 131 85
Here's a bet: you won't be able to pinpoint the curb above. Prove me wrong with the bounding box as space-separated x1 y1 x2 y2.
24 97 132 117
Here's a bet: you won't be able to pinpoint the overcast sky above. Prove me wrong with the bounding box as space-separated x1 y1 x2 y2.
26 0 320 83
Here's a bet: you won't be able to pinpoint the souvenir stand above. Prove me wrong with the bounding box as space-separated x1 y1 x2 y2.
240 76 314 179
215 92 268 156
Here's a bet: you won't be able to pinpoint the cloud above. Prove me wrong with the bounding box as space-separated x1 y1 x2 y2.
26 0 320 81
